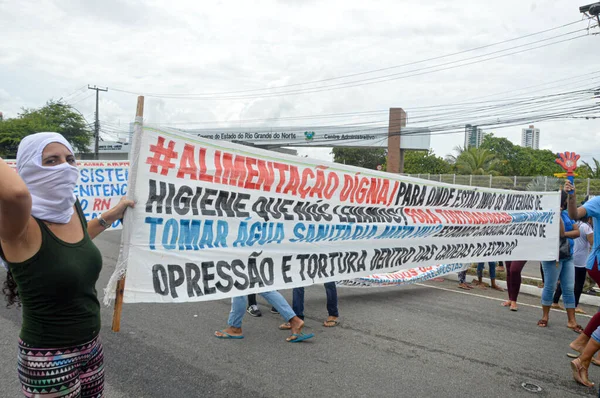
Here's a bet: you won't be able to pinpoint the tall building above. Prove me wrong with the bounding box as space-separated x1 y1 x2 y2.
521 125 540 149
464 124 485 149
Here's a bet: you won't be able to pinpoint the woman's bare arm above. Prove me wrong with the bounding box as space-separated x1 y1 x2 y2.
0 159 31 242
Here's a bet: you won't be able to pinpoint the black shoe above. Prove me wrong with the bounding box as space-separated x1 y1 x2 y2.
247 305 262 317
270 307 279 314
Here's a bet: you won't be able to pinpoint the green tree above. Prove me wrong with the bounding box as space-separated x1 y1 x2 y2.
580 158 600 178
455 147 498 175
403 149 450 174
331 147 386 170
0 101 92 158
480 134 562 176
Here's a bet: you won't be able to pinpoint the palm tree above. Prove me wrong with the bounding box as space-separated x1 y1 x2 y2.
444 145 464 165
455 147 498 175
581 158 600 179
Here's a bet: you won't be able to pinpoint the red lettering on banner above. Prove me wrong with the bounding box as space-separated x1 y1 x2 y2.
405 208 442 224
256 160 275 191
214 150 222 183
298 168 314 199
198 148 214 183
93 198 111 211
177 144 198 180
221 152 233 185
273 162 289 193
283 166 300 195
244 157 259 190
323 172 339 200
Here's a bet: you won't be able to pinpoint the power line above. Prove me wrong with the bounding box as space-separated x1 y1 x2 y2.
112 19 592 98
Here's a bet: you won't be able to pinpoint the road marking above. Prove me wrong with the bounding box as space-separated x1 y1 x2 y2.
414 283 593 319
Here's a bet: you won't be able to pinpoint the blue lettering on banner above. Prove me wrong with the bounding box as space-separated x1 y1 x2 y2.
79 168 129 183
145 217 229 251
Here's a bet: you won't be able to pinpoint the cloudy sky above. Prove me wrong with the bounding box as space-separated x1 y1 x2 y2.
1 0 599 164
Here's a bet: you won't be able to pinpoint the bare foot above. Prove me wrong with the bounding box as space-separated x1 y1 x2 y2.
569 340 587 354
214 326 243 338
551 303 565 310
575 307 587 314
287 316 305 341
571 358 595 387
491 284 505 292
501 300 511 307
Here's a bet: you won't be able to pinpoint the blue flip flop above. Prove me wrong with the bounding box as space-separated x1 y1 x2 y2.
215 330 244 339
287 332 314 343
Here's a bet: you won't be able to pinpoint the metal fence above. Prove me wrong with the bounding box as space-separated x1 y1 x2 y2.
404 174 600 201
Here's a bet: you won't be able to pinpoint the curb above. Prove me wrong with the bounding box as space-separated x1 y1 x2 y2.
444 274 600 307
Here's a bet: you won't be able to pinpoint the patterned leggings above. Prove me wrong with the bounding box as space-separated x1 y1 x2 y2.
17 335 104 397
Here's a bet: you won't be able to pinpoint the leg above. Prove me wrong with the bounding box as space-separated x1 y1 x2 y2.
571 326 600 387
560 258 580 330
476 262 484 285
587 259 600 287
574 267 587 309
540 262 545 285
215 296 246 337
570 312 600 353
261 290 313 342
457 270 471 289
80 337 105 397
508 261 526 310
324 282 339 317
553 283 563 305
324 282 339 327
497 260 505 272
489 262 503 291
502 261 512 306
292 287 305 320
247 294 257 306
539 260 560 326
17 339 83 397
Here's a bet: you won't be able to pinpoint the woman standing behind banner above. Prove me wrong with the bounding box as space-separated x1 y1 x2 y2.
537 190 581 332
502 261 526 311
552 214 594 313
0 132 134 398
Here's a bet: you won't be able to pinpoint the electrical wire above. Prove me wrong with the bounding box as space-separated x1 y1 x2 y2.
111 19 592 98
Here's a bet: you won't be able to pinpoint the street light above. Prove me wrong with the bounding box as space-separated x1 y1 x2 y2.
580 2 600 24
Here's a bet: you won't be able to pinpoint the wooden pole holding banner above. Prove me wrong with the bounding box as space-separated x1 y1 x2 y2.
112 95 144 332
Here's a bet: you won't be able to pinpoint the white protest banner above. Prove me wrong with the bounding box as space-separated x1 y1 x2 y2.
4 159 129 229
337 263 471 287
108 125 560 304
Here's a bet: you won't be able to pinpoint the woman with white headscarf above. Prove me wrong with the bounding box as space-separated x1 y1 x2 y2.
0 132 134 397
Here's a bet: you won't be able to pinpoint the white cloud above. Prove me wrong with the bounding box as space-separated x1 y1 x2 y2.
0 0 598 166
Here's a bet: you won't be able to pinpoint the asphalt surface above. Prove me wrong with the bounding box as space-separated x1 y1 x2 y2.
1 231 600 397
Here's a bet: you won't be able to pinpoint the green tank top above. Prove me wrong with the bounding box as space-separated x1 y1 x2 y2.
0 201 102 347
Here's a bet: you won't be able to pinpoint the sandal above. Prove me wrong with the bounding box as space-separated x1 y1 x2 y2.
501 301 511 307
279 322 292 330
324 318 339 327
537 319 548 328
571 358 595 387
568 324 584 334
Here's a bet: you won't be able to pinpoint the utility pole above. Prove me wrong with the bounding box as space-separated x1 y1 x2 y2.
88 85 108 160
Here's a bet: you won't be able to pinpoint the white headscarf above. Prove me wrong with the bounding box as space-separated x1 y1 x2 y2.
16 132 80 224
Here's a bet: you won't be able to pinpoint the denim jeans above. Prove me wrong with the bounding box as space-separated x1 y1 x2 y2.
292 282 339 319
228 291 296 328
541 257 575 308
477 262 496 279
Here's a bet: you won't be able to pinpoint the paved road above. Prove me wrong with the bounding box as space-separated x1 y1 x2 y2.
1 232 599 397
